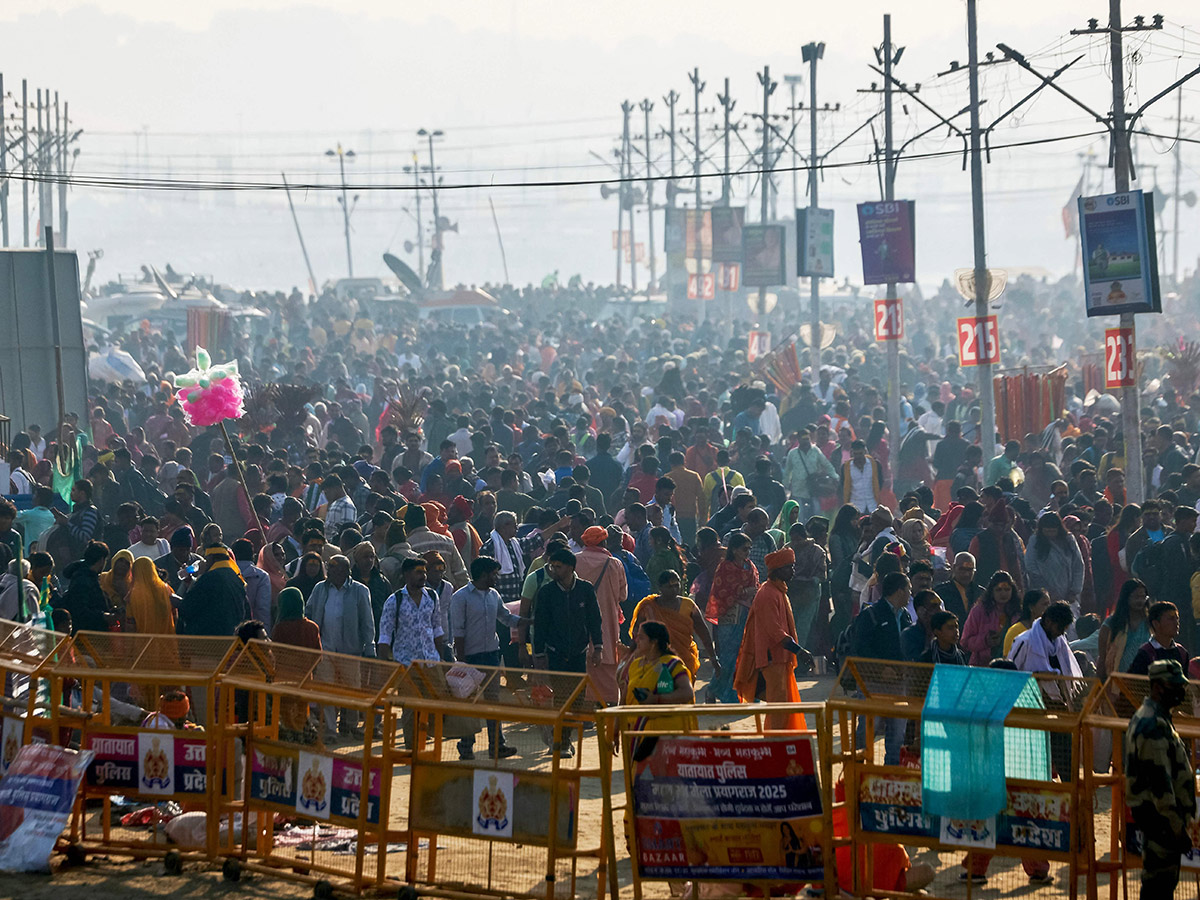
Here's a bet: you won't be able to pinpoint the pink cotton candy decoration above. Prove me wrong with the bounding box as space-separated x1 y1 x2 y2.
175 374 245 427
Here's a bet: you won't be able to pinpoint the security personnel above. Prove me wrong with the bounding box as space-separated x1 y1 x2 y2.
1124 659 1196 898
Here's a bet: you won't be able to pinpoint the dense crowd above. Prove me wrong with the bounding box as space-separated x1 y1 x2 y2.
8 272 1200 769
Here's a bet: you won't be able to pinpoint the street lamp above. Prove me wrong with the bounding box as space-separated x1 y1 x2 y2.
417 128 444 289
325 143 357 277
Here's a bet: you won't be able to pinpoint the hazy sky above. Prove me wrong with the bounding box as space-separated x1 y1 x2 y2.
3 1 1200 294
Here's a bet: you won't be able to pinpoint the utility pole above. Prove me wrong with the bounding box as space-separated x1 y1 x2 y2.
784 74 803 216
409 153 425 281
35 89 43 245
41 89 51 244
663 89 680 195
640 99 657 291
717 78 735 205
325 142 355 277
1173 86 1182 286
419 128 445 290
802 42 825 374
21 79 28 247
882 16 903 463
0 74 7 247
967 0 998 465
281 172 319 297
756 65 776 316
689 69 705 318
1108 0 1143 503
58 95 67 246
620 100 638 293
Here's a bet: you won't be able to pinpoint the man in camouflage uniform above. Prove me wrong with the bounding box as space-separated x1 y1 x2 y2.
1125 659 1196 898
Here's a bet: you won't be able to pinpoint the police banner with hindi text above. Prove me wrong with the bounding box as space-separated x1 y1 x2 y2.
630 735 825 881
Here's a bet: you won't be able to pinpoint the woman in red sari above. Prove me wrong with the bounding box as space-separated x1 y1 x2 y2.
704 532 759 703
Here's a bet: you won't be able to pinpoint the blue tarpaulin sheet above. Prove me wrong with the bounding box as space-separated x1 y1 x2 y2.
921 666 1050 820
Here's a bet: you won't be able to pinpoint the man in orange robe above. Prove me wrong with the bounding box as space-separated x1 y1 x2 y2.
733 547 811 730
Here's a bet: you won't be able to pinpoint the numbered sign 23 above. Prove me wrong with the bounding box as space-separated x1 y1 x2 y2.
957 316 1000 367
1104 327 1136 388
873 298 904 341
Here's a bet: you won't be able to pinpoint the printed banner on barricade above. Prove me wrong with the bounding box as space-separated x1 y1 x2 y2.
249 742 381 826
86 730 208 797
630 735 824 881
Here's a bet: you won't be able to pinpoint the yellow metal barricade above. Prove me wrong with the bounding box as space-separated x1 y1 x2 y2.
213 639 406 893
1083 672 1200 900
597 701 834 900
0 617 75 766
393 660 601 900
44 631 239 862
828 658 1098 900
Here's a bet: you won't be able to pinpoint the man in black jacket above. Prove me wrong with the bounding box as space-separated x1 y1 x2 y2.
532 547 603 674
935 552 982 622
57 541 112 634
850 570 912 765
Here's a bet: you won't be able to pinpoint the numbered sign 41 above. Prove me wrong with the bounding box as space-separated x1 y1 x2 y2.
1104 327 1136 388
873 298 904 341
957 316 1000 367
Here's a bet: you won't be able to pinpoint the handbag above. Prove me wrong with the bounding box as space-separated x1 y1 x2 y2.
799 451 838 498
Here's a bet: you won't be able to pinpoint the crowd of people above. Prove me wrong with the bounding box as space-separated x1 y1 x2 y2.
4 274 1200 881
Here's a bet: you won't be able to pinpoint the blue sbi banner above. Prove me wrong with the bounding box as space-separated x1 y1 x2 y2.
1078 190 1161 317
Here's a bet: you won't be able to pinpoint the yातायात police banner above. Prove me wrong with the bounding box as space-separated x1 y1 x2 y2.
630 735 824 881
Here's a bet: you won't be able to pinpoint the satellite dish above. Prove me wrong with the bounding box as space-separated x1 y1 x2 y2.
797 322 838 350
382 253 424 296
954 268 1007 305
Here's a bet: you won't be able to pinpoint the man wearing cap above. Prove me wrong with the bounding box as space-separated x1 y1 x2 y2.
733 546 811 730
575 525 627 705
1125 659 1196 897
155 526 203 592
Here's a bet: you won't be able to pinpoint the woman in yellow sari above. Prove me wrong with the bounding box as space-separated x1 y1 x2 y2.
126 556 177 635
99 549 135 626
621 621 695 732
629 569 717 679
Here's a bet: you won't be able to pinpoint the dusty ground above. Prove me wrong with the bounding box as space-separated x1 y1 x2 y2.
5 673 1124 900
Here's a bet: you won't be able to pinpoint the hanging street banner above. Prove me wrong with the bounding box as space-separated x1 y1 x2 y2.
857 200 916 284
742 225 788 288
711 207 745 263
630 735 824 882
797 207 835 277
1078 189 1162 317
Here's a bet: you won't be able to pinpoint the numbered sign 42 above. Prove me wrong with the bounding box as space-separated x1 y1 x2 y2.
1104 327 1136 388
874 298 904 341
957 316 1000 367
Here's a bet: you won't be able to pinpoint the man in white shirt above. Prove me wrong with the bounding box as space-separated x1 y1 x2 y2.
378 557 445 748
320 474 357 543
128 516 170 561
449 557 527 760
26 425 46 462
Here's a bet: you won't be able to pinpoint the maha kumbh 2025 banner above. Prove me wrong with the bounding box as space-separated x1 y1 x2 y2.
630 735 824 881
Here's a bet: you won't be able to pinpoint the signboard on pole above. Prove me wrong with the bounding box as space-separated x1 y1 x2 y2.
1104 326 1137 388
747 330 771 362
687 273 715 301
1078 189 1161 316
630 736 824 882
957 315 1000 367
685 210 713 262
711 207 745 262
797 207 834 277
873 298 904 342
742 225 788 287
718 262 740 292
856 200 916 284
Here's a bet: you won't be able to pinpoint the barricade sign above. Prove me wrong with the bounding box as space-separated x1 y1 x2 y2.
597 702 833 898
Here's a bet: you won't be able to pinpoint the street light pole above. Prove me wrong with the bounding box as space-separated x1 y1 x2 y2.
325 143 356 277
420 128 445 290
